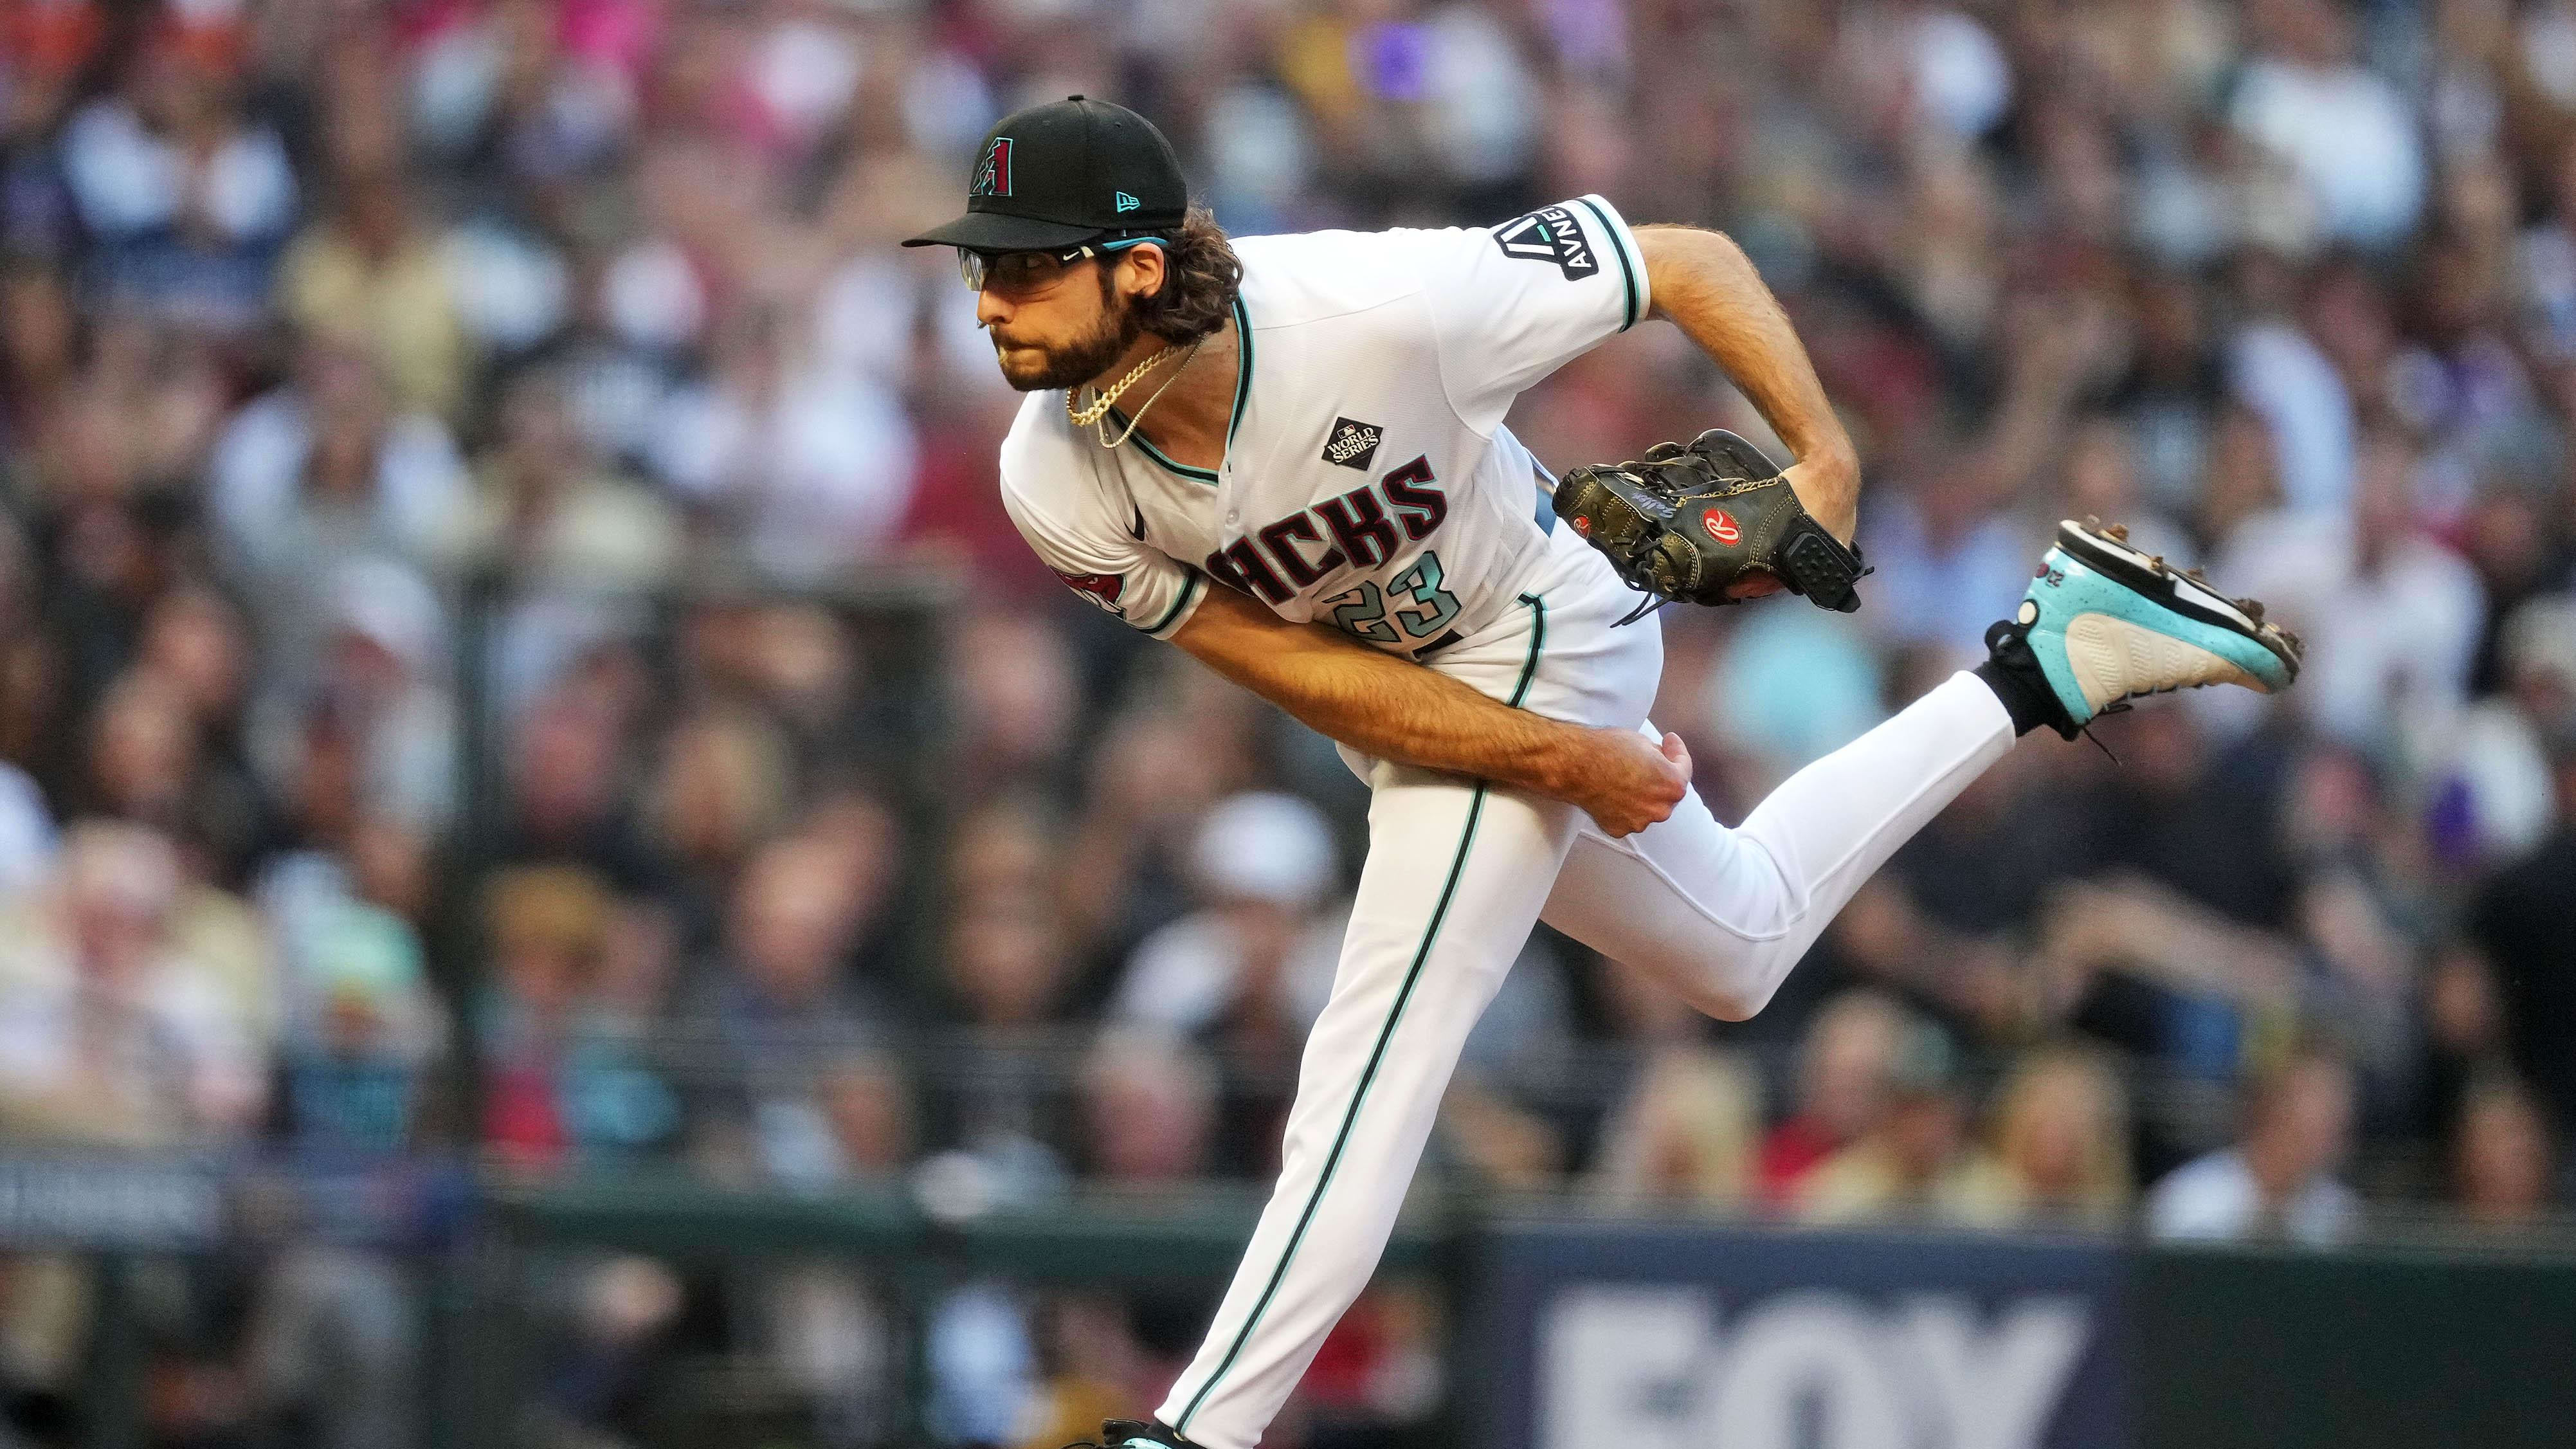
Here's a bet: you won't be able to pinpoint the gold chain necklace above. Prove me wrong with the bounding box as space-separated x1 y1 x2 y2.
1067 340 1192 430
1084 340 1202 448
1067 338 1204 448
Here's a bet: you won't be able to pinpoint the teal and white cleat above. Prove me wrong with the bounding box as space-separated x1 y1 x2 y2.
1995 518 2303 739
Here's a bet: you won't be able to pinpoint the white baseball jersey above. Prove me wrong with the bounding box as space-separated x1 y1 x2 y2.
986 194 2026 1449
999 196 1649 652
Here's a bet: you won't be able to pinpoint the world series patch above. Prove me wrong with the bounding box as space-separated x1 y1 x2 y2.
1493 205 1598 280
1321 417 1384 471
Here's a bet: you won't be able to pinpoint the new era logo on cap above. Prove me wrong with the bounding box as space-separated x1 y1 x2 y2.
971 136 1013 197
1116 191 1140 212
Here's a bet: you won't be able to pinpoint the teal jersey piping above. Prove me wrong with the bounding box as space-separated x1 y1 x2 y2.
1123 426 1216 484
1111 292 1254 485
1226 291 1253 448
1509 592 1546 705
1575 196 1640 331
1134 570 1204 635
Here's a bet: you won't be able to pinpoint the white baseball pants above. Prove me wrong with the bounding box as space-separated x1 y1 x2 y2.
1155 533 2017 1448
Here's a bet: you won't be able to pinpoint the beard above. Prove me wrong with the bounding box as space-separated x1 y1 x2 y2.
992 277 1146 392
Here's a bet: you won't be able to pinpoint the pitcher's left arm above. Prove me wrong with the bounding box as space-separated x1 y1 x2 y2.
1635 226 1859 543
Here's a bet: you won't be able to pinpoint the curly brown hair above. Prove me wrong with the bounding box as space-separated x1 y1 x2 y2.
1129 207 1241 343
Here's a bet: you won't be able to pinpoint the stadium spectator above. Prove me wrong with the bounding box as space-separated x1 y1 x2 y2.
947 609 1085 799
2451 1071 2560 1227
473 864 674 1171
207 343 467 687
1111 792 1341 1048
287 558 457 839
494 683 659 891
1589 1044 1764 1210
2467 738 2576 1140
680 833 897 1187
1952 1045 2136 1230
277 164 469 424
738 1050 916 1449
131 583 263 879
57 32 295 329
1757 989 1905 1206
938 792 1082 1028
640 704 792 959
0 820 270 1430
2435 594 2576 862
0 819 268 1144
1794 1016 1983 1226
82 666 208 840
1059 700 1249 967
434 368 679 590
260 848 443 1154
2148 1039 2363 1246
942 895 1076 1032
2223 430 2487 747
644 302 918 585
1077 1028 1220 1186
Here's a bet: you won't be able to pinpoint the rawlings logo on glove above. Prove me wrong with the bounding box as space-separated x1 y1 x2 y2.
1553 429 1869 614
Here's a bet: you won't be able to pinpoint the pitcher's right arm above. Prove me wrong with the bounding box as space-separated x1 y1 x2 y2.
1172 581 1687 837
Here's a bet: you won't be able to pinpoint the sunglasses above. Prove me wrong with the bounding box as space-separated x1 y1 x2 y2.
957 235 1162 293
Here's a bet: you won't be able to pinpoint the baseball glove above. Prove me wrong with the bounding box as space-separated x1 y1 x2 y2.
1553 429 1869 614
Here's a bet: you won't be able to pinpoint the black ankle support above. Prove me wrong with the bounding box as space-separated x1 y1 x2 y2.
1976 620 2076 740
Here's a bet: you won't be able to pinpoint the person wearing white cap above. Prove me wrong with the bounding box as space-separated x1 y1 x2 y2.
2436 593 2576 860
1112 792 1342 1043
266 556 459 837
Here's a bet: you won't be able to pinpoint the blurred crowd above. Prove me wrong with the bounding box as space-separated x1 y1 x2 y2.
5 0 2576 1443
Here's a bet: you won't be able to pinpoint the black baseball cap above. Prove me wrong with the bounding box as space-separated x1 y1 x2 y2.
903 96 1188 254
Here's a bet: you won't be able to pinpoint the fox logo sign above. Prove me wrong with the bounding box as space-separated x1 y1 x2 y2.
970 137 1013 197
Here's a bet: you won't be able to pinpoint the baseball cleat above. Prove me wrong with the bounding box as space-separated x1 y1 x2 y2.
1995 518 2302 738
1062 1421 1200 1449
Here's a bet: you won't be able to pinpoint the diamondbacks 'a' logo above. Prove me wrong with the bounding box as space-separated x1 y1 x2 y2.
971 137 1013 197
1053 568 1123 614
1321 417 1384 471
1703 509 1742 546
1493 205 1598 280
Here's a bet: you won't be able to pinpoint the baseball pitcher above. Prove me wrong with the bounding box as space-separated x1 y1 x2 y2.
905 98 2301 1449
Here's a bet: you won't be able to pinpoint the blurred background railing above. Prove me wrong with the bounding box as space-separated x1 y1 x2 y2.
5 1154 2571 1449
